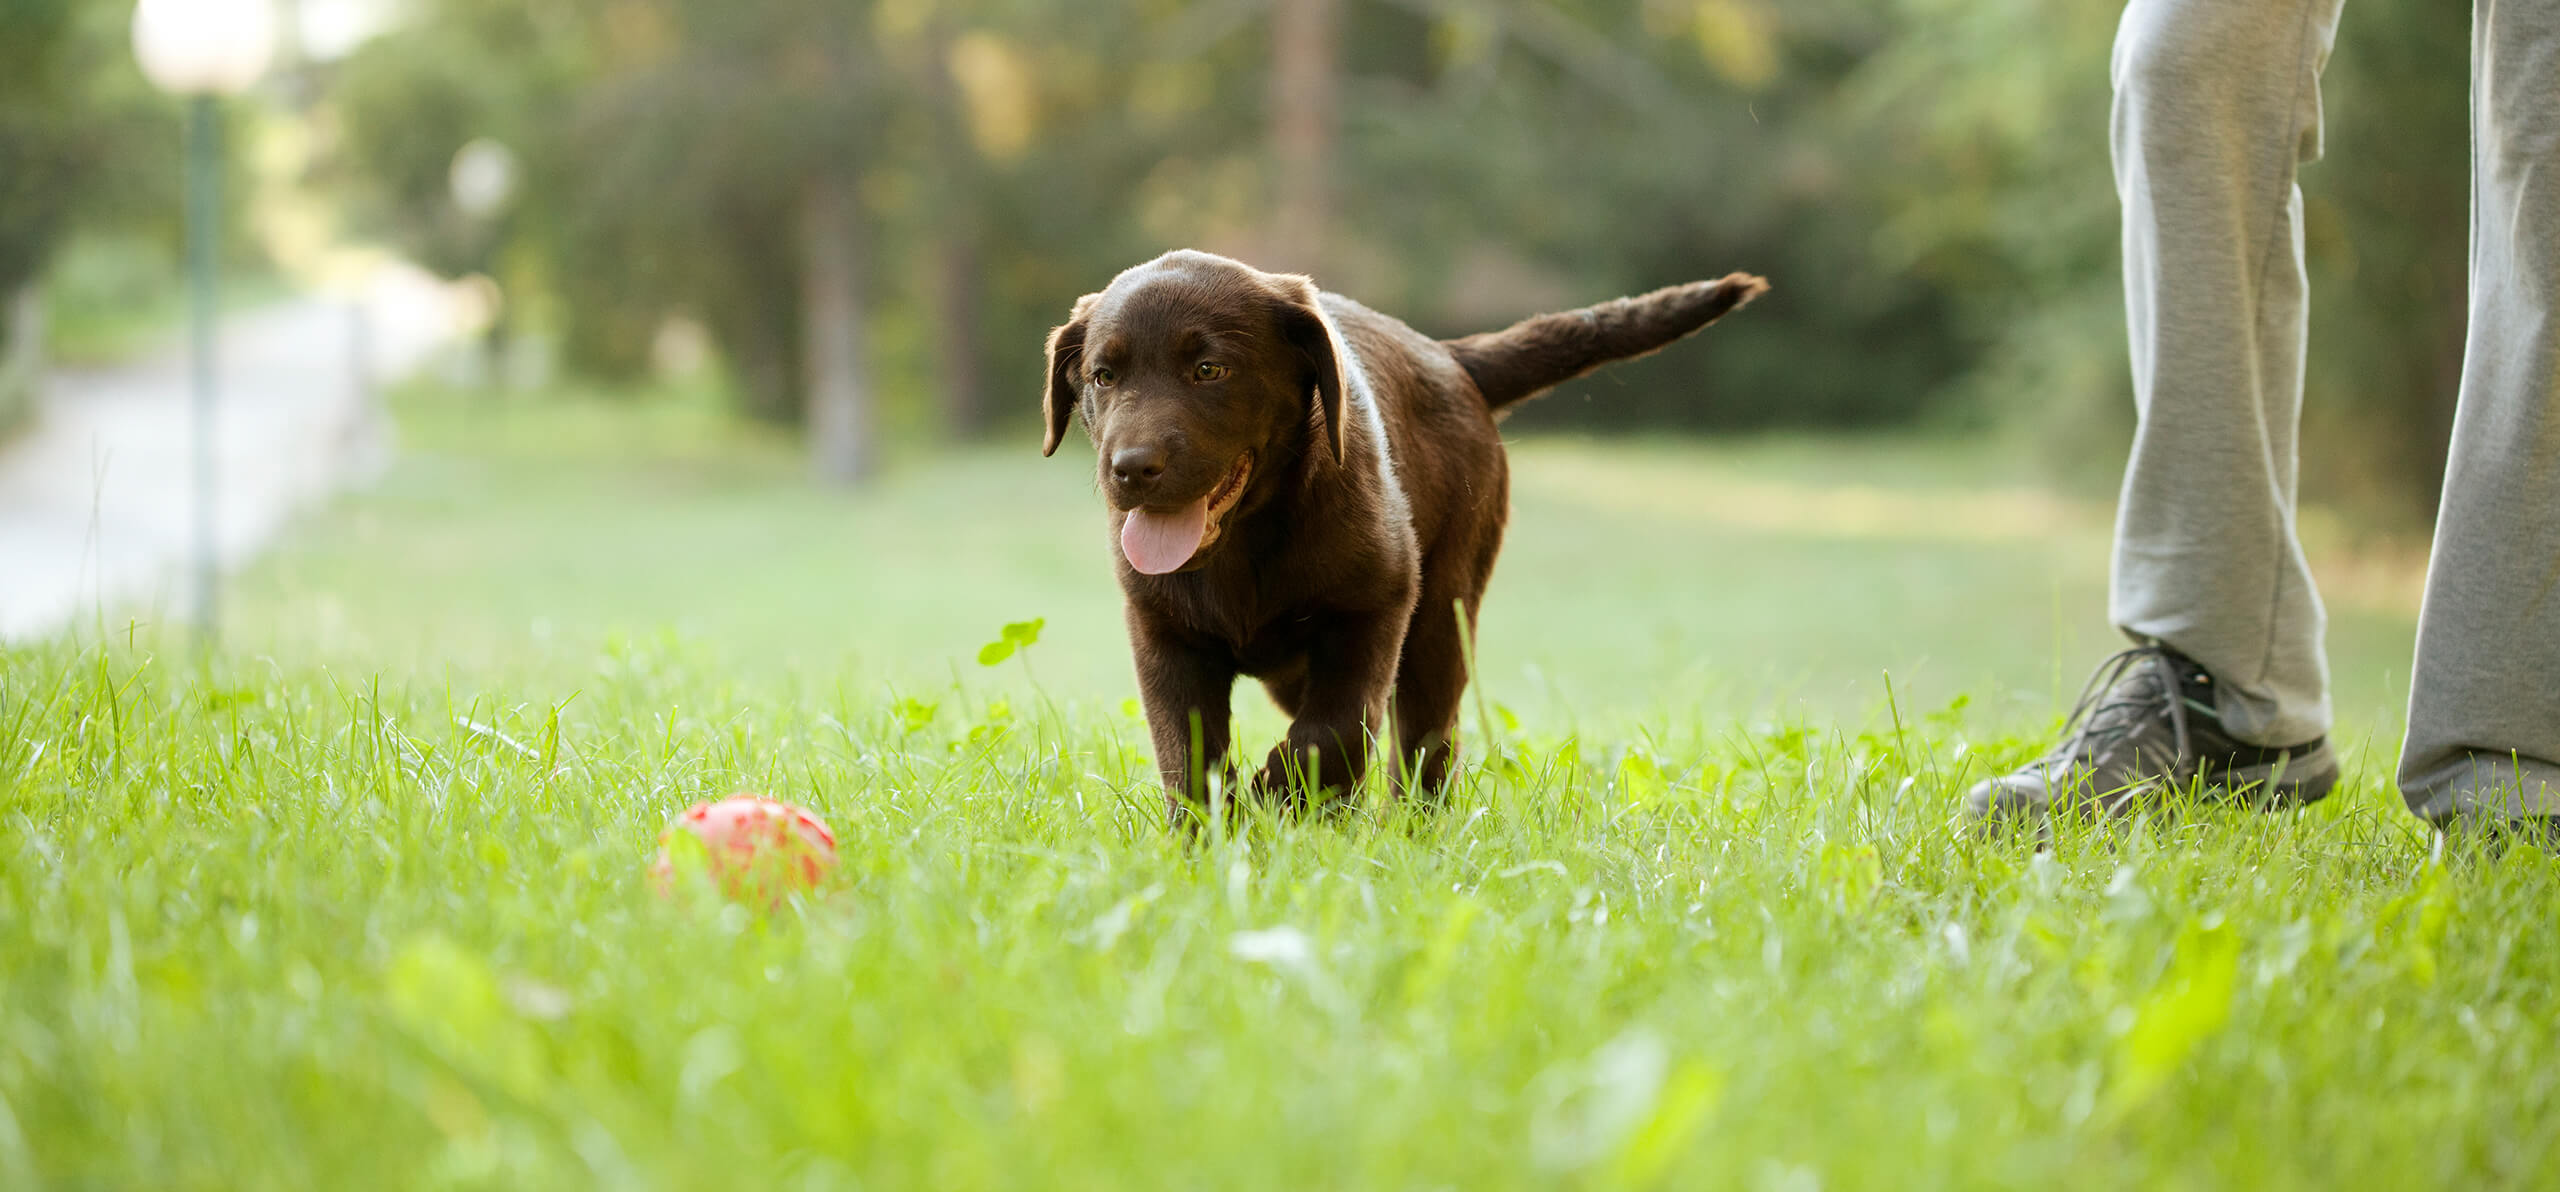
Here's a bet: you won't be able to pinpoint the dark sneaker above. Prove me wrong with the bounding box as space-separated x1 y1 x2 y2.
1965 643 2339 825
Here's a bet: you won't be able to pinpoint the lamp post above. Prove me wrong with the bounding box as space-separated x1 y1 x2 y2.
448 138 518 387
131 0 278 648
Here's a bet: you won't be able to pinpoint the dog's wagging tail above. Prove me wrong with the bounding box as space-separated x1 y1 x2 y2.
1040 250 1766 819
1445 273 1770 411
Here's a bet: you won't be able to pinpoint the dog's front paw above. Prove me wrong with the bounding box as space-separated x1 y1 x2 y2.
1251 749 1300 806
1163 793 1209 837
1256 744 1351 809
1160 763 1244 834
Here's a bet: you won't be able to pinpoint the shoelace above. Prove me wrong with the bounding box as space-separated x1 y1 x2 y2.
2046 644 2193 781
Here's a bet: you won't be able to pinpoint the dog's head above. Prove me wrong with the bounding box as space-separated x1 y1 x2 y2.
1041 250 1355 575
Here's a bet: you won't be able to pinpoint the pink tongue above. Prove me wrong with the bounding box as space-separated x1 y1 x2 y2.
1122 499 1209 575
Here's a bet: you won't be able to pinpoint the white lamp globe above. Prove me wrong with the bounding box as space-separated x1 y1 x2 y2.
449 139 520 219
132 0 280 96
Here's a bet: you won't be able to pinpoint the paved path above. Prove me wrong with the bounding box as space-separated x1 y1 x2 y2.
0 263 465 640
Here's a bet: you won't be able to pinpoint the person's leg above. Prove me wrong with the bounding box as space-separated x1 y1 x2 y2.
2109 0 2347 750
1968 0 2349 823
2397 0 2560 824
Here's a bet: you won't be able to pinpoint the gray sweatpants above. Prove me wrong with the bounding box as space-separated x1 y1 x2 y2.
2110 0 2560 820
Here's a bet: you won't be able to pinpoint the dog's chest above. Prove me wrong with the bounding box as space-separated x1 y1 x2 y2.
1161 584 1283 652
1226 613 1329 676
1142 578 1328 672
1126 492 1414 672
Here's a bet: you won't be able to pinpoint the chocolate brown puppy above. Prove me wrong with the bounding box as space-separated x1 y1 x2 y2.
1042 250 1765 817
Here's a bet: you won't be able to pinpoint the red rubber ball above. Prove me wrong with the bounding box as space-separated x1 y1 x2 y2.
650 795 837 903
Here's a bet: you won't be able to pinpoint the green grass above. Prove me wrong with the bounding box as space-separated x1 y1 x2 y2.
5 387 2552 1189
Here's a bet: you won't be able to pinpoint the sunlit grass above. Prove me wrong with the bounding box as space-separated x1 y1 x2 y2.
5 386 2545 1188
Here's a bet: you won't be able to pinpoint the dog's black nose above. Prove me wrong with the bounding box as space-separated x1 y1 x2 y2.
1110 445 1168 489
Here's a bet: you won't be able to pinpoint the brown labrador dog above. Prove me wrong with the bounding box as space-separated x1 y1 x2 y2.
1042 250 1765 817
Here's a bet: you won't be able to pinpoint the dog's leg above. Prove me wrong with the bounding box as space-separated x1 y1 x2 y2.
1130 616 1236 824
1254 611 1406 805
1390 589 1478 797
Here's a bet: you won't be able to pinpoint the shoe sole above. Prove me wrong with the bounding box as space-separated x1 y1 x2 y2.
1963 741 2341 825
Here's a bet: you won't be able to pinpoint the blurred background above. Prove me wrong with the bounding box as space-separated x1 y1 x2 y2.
0 0 2468 750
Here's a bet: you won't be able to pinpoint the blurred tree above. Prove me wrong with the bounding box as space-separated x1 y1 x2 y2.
914 14 991 436
2304 1 2469 524
0 0 178 430
318 0 2475 513
332 0 887 480
326 0 584 366
1848 0 2470 520
1842 0 2127 455
0 1 88 337
1343 0 1962 429
1268 0 1340 273
797 25 876 484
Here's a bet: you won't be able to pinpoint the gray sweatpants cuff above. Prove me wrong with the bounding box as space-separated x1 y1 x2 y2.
2401 752 2560 823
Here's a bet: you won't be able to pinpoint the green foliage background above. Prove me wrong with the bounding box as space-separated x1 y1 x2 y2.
2 0 2477 517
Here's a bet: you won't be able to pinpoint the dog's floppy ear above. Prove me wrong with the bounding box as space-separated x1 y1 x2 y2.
1272 275 1353 464
1041 293 1101 457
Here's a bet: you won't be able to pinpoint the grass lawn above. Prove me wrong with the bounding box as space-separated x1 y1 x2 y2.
4 387 2551 1188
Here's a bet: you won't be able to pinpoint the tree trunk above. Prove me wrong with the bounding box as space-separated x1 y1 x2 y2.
800 172 874 485
1267 0 1339 275
0 282 46 434
704 195 808 424
923 22 989 437
930 231 987 437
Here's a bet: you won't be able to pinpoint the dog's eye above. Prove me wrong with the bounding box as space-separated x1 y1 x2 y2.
1193 361 1230 382
1090 366 1116 388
